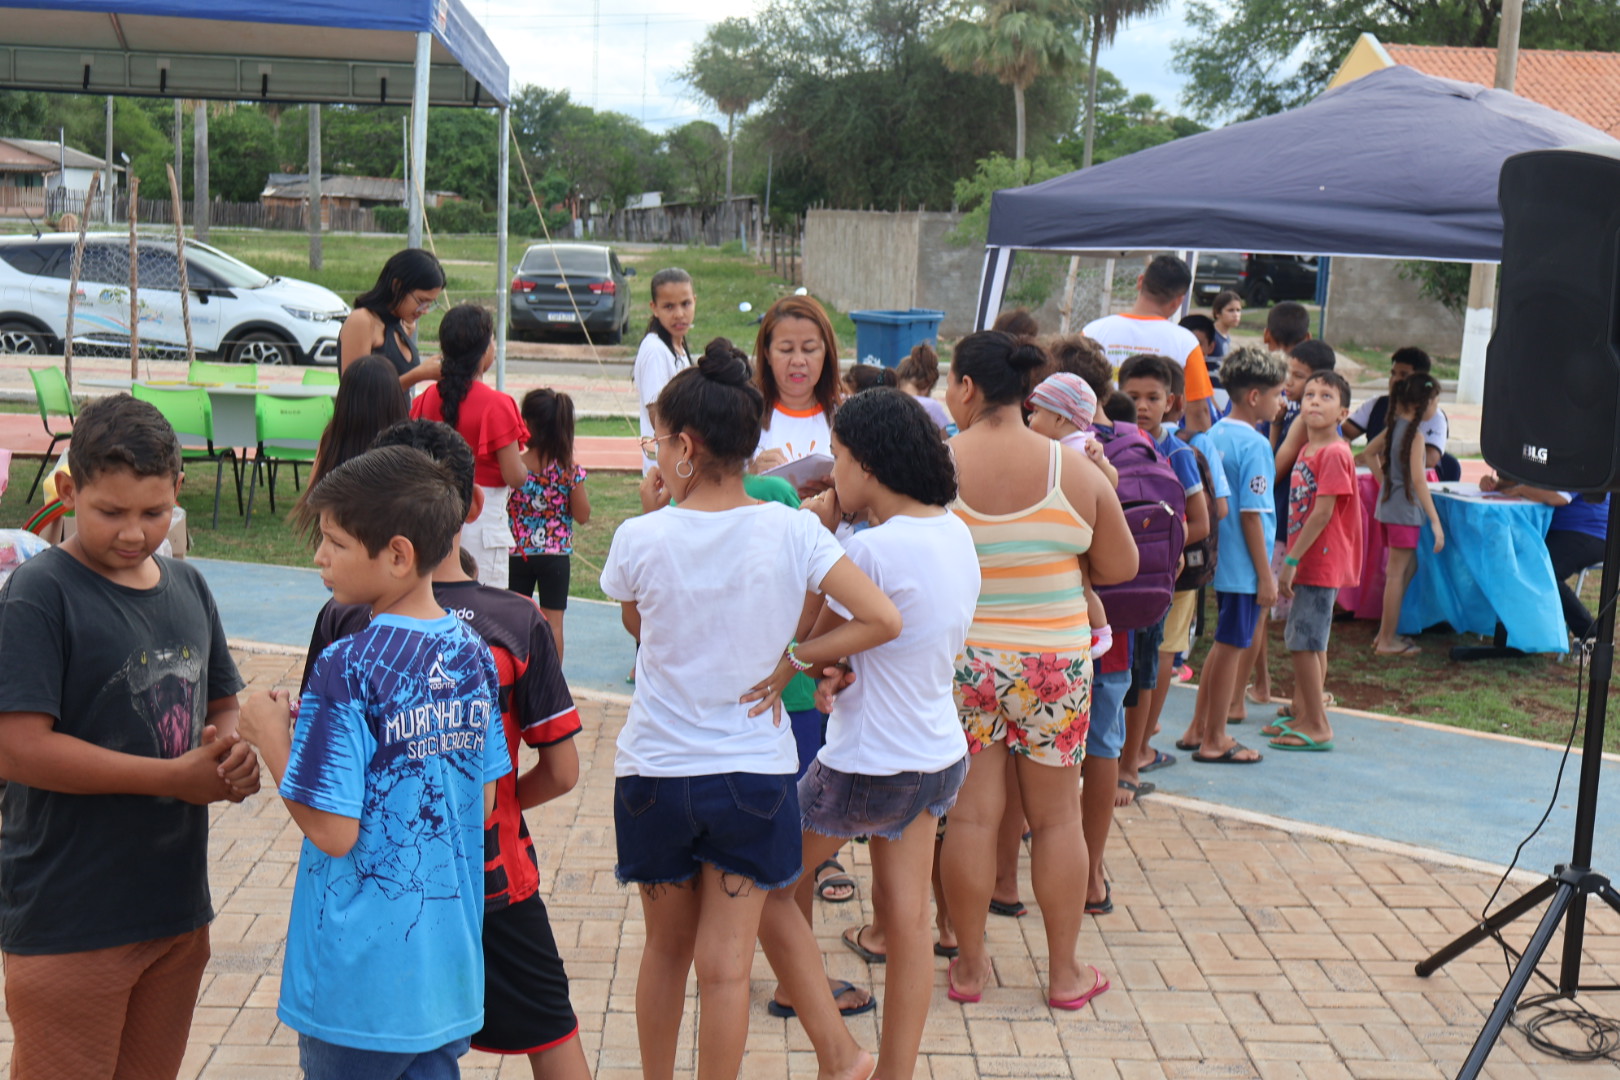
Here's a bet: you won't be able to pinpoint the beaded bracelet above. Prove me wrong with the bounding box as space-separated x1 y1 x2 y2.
785 639 814 673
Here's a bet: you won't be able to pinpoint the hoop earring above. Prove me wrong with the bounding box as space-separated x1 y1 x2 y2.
676 459 694 479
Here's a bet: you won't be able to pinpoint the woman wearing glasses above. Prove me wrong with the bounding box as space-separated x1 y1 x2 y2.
339 248 447 391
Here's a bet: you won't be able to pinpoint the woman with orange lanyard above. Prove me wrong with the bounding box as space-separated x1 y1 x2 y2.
338 249 446 393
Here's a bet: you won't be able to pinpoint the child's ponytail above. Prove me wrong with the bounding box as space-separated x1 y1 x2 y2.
520 388 577 473
1383 372 1442 503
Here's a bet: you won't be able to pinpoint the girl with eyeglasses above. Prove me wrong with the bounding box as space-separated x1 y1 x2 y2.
339 248 447 392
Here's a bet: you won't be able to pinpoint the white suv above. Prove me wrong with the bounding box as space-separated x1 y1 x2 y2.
0 233 349 365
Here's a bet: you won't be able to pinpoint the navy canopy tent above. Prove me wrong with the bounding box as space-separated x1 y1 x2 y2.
975 66 1617 328
0 0 518 379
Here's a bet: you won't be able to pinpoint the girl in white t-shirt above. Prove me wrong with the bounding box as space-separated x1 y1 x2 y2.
764 387 979 1080
600 338 898 1080
632 268 695 472
753 295 843 490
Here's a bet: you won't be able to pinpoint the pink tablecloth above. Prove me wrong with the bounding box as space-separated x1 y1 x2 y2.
1335 468 1438 619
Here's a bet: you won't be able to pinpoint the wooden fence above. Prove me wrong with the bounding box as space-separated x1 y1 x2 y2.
15 187 378 232
759 221 805 287
599 196 760 247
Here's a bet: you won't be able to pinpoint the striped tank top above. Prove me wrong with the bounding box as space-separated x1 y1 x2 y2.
950 441 1093 652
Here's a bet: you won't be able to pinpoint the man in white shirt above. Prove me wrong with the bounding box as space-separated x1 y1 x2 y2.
1082 255 1214 432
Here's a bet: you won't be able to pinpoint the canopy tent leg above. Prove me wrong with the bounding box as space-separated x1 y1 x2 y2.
408 31 431 249
975 247 1012 331
1458 263 1495 404
496 105 510 392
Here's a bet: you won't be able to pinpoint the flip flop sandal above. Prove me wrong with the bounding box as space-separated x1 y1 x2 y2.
1192 742 1263 764
813 858 857 903
1138 749 1177 772
1049 965 1111 1011
1174 739 1202 752
1085 881 1114 915
988 898 1027 918
1267 719 1335 752
767 979 878 1019
1117 778 1156 802
841 925 886 963
934 941 960 958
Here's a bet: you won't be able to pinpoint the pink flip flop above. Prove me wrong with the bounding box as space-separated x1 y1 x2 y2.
1049 965 1110 1011
946 958 983 1004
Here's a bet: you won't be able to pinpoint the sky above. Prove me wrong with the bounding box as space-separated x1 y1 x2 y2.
474 0 1194 133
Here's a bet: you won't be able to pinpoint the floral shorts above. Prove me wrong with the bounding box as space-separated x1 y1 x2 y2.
952 645 1092 767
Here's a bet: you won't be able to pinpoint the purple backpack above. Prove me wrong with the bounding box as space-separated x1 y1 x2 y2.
1091 422 1186 630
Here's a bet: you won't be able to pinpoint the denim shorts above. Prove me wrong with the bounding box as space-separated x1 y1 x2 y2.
1086 668 1130 760
1124 617 1167 707
299 1035 471 1080
1283 584 1339 653
614 773 803 890
799 756 968 841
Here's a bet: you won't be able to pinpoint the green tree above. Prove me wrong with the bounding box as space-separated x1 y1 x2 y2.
1054 71 1205 165
664 121 728 207
949 152 1069 306
934 0 1089 160
681 18 773 199
1079 0 1168 168
1174 0 1620 123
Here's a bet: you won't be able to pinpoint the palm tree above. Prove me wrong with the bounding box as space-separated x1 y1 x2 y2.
936 0 1089 162
682 18 774 200
1080 0 1168 168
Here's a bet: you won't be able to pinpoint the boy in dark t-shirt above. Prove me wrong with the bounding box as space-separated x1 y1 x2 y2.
302 420 589 1079
0 394 258 1079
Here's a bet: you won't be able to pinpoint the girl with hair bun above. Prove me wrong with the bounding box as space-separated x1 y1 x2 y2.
940 329 1138 1012
600 337 899 1080
898 342 951 431
410 303 527 587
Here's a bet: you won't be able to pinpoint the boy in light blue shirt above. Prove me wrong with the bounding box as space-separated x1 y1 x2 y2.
240 445 510 1078
1177 346 1286 767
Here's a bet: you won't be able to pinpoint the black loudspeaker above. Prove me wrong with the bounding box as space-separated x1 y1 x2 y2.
1481 145 1620 492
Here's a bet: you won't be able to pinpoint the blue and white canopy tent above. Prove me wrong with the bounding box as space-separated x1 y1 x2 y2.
0 0 518 381
974 66 1617 330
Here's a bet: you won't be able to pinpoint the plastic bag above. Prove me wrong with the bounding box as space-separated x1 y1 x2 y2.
0 529 50 590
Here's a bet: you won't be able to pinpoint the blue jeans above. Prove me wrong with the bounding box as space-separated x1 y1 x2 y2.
1086 669 1130 760
298 1035 471 1080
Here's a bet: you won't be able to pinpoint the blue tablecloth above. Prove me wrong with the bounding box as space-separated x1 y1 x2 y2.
1399 488 1566 653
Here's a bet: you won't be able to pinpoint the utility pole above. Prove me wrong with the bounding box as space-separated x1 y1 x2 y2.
1456 0 1523 404
103 96 114 224
308 105 323 271
193 101 209 242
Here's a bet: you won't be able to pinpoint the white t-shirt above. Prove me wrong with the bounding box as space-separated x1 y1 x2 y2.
600 501 845 777
822 513 979 775
1347 396 1449 452
634 332 691 472
756 404 833 463
1080 313 1212 402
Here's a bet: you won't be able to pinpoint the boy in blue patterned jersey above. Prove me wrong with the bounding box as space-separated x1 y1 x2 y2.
240 444 510 1079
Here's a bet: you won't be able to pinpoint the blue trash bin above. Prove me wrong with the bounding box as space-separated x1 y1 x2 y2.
848 309 946 368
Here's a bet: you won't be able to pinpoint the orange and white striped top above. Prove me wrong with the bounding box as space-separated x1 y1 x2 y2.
950 442 1093 653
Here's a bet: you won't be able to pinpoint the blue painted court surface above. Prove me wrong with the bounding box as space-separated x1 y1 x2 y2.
192 555 1620 877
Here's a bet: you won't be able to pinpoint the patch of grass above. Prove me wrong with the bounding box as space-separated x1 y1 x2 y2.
199 232 856 355
568 471 641 603
1185 587 1620 752
575 415 638 438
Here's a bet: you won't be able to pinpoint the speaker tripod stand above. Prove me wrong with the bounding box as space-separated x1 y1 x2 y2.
1415 498 1620 1080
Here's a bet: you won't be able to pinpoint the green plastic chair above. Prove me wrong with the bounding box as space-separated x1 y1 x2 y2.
301 369 341 386
188 360 258 386
245 392 334 528
130 384 242 528
25 367 74 503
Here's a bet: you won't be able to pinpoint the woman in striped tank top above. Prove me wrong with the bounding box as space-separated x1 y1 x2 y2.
939 331 1138 1011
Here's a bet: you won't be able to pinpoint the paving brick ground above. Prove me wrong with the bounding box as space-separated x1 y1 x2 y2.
8 647 1613 1079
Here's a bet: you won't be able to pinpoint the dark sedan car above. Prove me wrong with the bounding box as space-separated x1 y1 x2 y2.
1193 252 1318 308
509 243 636 343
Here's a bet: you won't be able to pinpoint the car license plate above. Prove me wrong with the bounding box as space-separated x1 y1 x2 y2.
547 312 577 323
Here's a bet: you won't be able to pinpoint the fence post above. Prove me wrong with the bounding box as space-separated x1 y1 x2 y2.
63 174 100 388
166 164 195 365
128 176 140 377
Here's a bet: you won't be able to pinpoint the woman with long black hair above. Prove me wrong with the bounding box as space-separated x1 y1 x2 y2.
338 248 447 391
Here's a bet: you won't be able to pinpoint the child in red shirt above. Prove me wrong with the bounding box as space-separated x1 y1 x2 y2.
1272 370 1362 752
